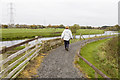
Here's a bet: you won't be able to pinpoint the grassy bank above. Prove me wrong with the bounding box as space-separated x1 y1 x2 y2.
76 38 119 78
76 36 119 78
2 28 104 41
99 37 119 78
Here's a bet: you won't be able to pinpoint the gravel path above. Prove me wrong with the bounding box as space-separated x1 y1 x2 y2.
35 36 114 78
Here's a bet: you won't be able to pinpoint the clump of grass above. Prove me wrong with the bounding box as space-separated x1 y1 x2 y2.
97 37 119 78
17 53 48 78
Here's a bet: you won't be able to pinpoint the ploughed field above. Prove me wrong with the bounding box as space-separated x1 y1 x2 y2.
2 28 104 41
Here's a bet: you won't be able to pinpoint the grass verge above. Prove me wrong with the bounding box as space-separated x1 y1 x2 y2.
17 53 47 78
76 39 111 78
76 36 119 78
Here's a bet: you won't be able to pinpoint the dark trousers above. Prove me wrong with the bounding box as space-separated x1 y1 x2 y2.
64 40 69 49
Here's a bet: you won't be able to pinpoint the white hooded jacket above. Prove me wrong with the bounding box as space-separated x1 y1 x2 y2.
61 29 73 41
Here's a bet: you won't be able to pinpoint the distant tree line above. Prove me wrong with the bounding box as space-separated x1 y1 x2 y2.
1 24 64 29
47 24 65 28
1 24 120 31
1 24 46 29
1 24 95 29
101 25 120 31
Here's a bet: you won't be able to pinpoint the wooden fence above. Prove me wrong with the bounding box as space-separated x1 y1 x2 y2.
0 36 63 79
0 36 42 54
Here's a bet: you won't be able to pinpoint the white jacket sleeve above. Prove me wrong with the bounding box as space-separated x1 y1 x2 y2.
69 30 73 39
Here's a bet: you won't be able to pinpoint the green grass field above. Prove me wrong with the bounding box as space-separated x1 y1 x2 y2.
77 39 111 78
76 29 104 35
2 28 104 41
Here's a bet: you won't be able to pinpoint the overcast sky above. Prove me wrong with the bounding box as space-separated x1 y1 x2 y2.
0 0 119 27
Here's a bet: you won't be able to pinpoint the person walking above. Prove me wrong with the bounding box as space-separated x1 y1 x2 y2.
61 26 73 51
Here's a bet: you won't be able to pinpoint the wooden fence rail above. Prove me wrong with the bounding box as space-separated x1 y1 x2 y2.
77 48 111 80
0 36 41 79
0 36 42 54
0 36 63 79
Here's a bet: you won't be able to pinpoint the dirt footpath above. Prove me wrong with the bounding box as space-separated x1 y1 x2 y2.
34 36 114 78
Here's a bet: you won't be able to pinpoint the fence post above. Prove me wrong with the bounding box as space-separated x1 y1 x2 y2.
0 46 8 77
41 40 45 53
35 36 38 51
95 34 97 37
89 33 90 38
31 36 39 60
80 33 82 40
25 39 29 54
35 36 39 55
